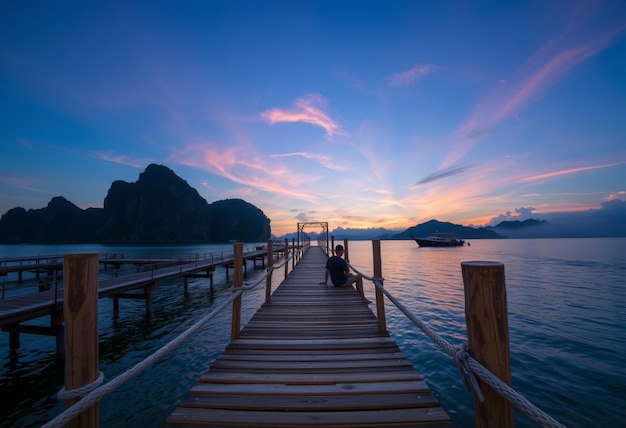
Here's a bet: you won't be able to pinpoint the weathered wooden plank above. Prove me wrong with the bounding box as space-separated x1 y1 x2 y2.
178 392 440 410
218 351 409 362
209 358 413 371
165 407 451 427
199 371 424 384
191 380 431 395
227 336 397 348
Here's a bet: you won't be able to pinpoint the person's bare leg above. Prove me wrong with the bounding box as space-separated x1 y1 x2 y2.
355 276 371 304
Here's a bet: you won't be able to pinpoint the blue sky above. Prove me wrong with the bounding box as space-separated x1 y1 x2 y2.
1 1 625 236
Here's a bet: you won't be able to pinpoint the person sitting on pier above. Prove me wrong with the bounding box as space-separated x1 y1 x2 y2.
320 245 371 304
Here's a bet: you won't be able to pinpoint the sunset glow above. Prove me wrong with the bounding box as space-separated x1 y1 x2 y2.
1 1 624 236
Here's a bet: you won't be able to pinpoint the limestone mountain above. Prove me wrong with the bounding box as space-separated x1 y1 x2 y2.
101 164 212 242
0 164 271 244
0 197 101 243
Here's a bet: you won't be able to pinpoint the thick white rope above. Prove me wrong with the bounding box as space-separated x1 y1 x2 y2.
56 371 105 401
42 288 244 428
267 252 294 271
349 263 566 428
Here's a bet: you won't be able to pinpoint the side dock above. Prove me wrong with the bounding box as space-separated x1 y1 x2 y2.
165 246 452 427
0 245 289 357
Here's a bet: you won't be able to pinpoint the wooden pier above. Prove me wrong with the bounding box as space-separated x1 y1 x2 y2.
165 246 452 427
0 245 292 356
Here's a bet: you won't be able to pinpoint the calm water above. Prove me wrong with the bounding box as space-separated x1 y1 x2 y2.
1 239 625 427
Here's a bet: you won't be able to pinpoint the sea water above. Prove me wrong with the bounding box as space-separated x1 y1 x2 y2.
1 238 625 427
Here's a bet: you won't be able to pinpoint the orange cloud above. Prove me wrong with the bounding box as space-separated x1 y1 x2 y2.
260 94 346 138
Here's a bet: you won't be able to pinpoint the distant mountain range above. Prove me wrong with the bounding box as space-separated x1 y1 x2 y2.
2 163 624 244
0 164 271 244
276 199 626 241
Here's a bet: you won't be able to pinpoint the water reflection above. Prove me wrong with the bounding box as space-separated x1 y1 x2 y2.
1 239 625 427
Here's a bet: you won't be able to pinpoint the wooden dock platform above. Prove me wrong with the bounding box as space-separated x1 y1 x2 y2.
0 246 292 356
165 246 452 427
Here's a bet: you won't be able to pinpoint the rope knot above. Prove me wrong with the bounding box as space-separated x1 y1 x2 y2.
453 344 485 402
57 371 105 401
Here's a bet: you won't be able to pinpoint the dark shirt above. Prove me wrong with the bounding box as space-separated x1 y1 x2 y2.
326 256 348 286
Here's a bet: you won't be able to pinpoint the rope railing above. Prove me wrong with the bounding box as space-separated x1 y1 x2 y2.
42 288 243 428
42 244 298 428
348 263 566 428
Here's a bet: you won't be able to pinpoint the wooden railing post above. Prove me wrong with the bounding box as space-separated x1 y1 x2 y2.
285 238 290 278
372 240 386 333
231 243 243 341
265 240 273 304
63 253 99 428
461 261 513 428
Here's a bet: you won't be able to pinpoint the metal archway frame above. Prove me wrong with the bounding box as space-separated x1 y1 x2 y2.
297 222 329 254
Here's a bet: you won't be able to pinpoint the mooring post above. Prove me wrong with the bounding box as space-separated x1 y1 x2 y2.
231 243 243 341
265 239 273 304
63 253 99 428
461 261 513 428
372 240 386 333
343 238 349 263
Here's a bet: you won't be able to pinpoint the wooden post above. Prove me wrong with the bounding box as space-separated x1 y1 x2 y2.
461 261 513 428
265 240 273 304
372 240 386 333
285 239 290 279
331 236 335 255
343 238 349 263
63 253 99 428
231 243 243 341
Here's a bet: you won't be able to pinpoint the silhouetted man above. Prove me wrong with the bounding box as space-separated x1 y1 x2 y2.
320 245 371 304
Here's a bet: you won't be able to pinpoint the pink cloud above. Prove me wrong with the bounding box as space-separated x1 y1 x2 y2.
260 94 346 138
385 64 438 86
269 152 345 171
442 16 626 169
169 141 320 202
96 151 154 168
0 173 46 193
522 162 624 182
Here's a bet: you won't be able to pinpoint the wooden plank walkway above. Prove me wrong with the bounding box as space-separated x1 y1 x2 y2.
165 246 452 427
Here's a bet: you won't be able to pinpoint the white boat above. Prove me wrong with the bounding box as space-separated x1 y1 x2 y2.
410 232 465 247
